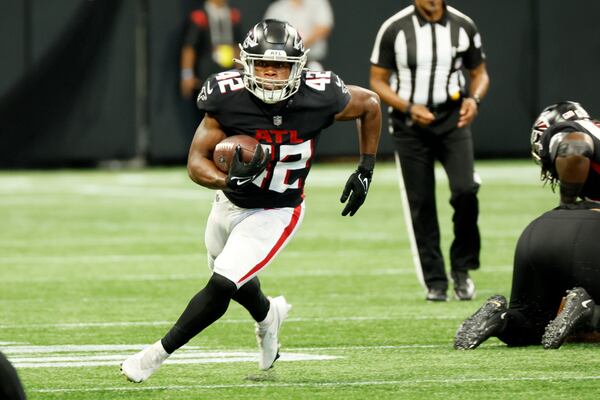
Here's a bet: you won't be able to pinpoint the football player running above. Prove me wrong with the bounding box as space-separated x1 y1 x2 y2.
121 19 381 382
454 101 600 350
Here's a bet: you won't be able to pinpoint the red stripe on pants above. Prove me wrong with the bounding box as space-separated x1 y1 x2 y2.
237 204 302 283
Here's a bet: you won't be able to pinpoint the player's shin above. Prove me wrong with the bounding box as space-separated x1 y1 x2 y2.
161 273 237 353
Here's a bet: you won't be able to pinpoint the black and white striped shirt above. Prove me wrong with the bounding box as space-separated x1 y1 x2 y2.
370 4 485 109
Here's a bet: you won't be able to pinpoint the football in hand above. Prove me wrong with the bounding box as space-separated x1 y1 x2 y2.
213 135 261 173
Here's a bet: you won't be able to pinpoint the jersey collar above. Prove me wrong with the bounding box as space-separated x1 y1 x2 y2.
414 3 448 27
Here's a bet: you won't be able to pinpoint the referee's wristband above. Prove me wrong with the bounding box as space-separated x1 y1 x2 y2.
181 68 194 80
469 95 482 107
405 103 413 115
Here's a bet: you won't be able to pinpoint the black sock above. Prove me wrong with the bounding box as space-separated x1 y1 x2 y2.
232 277 270 322
161 273 237 354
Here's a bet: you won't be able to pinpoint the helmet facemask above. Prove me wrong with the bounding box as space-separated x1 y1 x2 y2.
236 20 308 104
530 117 549 164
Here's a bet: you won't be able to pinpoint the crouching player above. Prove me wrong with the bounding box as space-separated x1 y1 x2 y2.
454 101 600 350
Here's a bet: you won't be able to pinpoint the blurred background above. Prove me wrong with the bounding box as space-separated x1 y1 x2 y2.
0 0 598 168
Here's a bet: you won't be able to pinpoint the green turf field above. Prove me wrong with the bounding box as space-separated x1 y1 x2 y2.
1 160 598 399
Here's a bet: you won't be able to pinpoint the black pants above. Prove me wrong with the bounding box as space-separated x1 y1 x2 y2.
0 351 26 400
498 208 600 346
392 110 480 291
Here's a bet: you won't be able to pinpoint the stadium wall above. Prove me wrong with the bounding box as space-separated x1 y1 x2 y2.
0 0 598 166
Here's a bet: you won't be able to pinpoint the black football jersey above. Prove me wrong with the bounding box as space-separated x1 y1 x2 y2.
197 69 351 208
540 119 600 200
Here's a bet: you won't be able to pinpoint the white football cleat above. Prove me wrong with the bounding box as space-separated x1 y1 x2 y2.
256 296 292 370
120 340 170 383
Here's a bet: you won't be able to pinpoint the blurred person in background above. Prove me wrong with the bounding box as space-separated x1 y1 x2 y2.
180 0 243 100
121 19 381 383
264 0 333 70
455 101 600 350
0 352 26 400
369 0 489 302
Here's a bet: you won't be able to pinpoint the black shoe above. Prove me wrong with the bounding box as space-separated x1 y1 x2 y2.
542 287 595 349
454 295 507 350
426 288 448 302
451 270 476 301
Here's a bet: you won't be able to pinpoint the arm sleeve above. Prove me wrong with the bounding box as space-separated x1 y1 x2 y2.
370 24 397 70
462 22 485 69
329 72 352 114
231 8 244 43
196 75 218 115
183 10 207 47
183 23 201 47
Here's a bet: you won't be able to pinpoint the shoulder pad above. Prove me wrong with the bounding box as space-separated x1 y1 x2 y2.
299 70 351 115
302 70 348 94
197 70 246 113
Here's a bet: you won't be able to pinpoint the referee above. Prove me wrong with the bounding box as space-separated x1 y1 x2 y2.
369 0 489 301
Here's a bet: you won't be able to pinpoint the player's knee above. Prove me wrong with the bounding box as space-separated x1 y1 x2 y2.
238 276 260 292
206 273 238 298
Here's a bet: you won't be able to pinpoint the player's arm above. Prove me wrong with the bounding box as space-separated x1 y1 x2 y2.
187 114 228 190
334 85 382 216
369 65 434 126
180 45 200 99
335 85 381 157
187 114 269 191
554 131 594 205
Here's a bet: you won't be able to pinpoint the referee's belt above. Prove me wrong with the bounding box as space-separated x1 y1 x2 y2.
426 99 461 113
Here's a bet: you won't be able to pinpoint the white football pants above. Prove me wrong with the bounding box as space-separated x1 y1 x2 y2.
205 191 305 288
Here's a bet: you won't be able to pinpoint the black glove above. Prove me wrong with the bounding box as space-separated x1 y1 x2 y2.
340 166 373 216
226 144 269 190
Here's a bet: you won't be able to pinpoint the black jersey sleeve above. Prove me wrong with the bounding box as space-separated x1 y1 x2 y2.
183 9 208 47
328 72 352 115
232 9 244 43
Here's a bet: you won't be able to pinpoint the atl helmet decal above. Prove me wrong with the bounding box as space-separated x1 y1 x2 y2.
534 119 548 131
243 27 258 49
292 28 305 52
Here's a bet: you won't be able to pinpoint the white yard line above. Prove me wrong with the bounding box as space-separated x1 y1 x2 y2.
28 375 600 393
1 343 338 369
0 264 514 282
11 353 337 369
0 343 448 356
0 314 468 330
